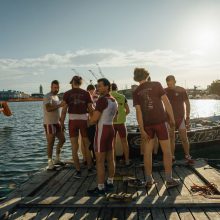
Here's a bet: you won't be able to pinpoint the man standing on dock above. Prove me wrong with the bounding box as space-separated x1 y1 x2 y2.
133 68 179 189
87 78 118 195
60 76 95 178
43 80 66 170
111 83 133 167
165 75 194 164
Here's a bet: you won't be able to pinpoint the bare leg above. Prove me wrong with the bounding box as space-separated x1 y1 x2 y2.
82 137 93 169
178 129 190 156
70 137 80 171
143 139 155 177
120 138 129 163
159 139 172 175
46 134 55 159
106 150 115 178
153 136 159 155
80 141 87 163
55 132 65 157
168 127 176 158
95 152 106 184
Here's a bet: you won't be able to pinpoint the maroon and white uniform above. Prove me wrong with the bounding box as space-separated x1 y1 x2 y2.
165 86 188 130
43 92 62 135
133 81 169 140
63 88 92 138
94 94 118 153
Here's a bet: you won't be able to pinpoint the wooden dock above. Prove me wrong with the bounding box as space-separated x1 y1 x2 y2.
1 159 220 220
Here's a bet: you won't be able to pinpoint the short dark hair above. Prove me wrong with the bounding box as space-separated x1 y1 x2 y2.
51 80 59 86
166 75 176 82
111 83 118 91
87 84 96 91
70 75 82 86
97 78 111 91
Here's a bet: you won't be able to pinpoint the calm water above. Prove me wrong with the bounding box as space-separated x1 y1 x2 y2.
0 99 220 197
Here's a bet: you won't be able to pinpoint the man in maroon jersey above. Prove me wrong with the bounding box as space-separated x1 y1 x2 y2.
60 76 95 178
165 75 193 164
133 68 179 189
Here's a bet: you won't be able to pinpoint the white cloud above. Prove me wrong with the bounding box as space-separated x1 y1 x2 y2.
0 48 220 78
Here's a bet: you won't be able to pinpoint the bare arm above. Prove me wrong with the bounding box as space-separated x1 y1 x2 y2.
135 105 150 141
89 111 101 124
60 102 68 126
46 101 64 112
185 99 190 129
185 99 190 118
161 94 175 127
125 103 130 115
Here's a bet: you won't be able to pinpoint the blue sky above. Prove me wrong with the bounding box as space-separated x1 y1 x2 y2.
1 0 220 93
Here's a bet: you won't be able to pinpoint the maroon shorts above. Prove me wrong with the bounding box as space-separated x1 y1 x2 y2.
113 124 127 138
175 118 186 130
144 122 169 140
44 123 61 135
69 120 88 138
94 125 115 153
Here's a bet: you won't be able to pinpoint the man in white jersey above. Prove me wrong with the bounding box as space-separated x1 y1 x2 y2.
87 78 118 195
43 80 65 170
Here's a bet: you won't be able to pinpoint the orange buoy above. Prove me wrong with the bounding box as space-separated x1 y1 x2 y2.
1 102 12 117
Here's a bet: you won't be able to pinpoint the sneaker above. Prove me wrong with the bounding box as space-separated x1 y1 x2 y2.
73 170 82 179
185 155 194 165
124 160 134 169
166 179 180 189
87 168 96 177
145 180 156 190
87 187 106 196
54 159 66 166
105 181 114 192
47 160 55 170
127 178 145 188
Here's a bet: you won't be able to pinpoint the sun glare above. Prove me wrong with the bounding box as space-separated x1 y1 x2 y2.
191 27 217 50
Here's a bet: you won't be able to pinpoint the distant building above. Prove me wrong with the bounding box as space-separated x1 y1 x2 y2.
209 80 220 96
39 85 43 94
0 90 30 101
31 93 44 98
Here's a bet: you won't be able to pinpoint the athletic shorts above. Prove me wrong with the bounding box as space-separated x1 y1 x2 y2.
44 123 61 135
144 122 169 140
94 125 115 153
69 120 88 138
113 123 127 138
175 118 186 130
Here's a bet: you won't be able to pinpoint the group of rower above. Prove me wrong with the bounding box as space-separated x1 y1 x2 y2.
43 67 193 195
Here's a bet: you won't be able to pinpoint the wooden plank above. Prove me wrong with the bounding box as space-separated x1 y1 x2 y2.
125 208 138 220
8 208 29 220
18 195 220 208
151 209 166 220
138 208 152 220
164 208 181 220
173 166 194 194
204 208 220 220
191 159 220 194
153 170 168 197
0 170 58 219
177 208 194 220
58 208 76 220
190 208 209 220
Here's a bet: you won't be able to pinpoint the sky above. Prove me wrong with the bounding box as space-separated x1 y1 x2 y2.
1 0 220 94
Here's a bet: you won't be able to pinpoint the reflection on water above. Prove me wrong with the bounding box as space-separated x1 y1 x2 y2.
0 99 220 197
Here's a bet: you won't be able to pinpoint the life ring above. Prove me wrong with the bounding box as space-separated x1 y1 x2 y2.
1 102 12 117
